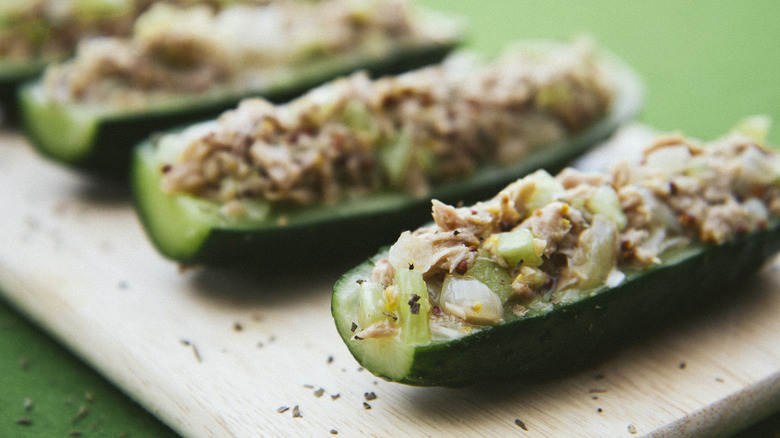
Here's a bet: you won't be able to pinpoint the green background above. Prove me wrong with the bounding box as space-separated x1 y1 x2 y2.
2 1 779 436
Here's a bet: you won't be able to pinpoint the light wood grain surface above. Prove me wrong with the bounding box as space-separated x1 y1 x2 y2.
1 127 779 437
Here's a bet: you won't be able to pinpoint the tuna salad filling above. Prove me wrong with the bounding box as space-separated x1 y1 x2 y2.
158 39 614 210
0 0 265 63
351 122 780 344
41 0 460 107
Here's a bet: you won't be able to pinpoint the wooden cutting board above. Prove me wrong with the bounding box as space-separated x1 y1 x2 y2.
1 126 779 438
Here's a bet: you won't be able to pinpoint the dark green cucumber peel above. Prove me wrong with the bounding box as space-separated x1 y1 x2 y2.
131 51 643 269
19 42 457 176
332 219 780 387
0 59 49 124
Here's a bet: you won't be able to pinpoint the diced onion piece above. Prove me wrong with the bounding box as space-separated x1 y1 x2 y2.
440 276 504 325
560 214 618 291
523 170 565 214
585 185 627 230
388 231 434 272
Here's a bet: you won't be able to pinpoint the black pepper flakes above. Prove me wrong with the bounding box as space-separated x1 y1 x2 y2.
327 355 334 364
597 408 603 413
628 424 638 434
364 392 377 401
16 417 32 426
68 430 83 437
363 402 371 410
679 362 686 369
408 294 421 315
277 406 290 414
313 388 325 398
72 405 88 424
292 405 302 418
514 418 528 431
330 393 340 400
233 322 243 332
350 322 358 332
330 429 339 435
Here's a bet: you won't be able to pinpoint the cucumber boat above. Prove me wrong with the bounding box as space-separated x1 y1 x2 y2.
1 0 184 119
132 39 643 268
332 122 780 386
19 0 463 173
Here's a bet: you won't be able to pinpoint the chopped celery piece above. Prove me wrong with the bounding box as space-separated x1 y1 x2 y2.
523 169 564 214
379 131 413 187
496 228 544 267
440 275 503 325
465 256 513 303
357 281 388 328
395 268 431 345
585 185 627 230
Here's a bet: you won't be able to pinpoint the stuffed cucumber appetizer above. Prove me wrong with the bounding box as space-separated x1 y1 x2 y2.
1 0 206 118
132 38 643 268
332 122 780 386
19 0 463 173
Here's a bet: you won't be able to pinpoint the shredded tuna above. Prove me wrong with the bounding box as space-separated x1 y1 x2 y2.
41 0 454 107
158 39 614 206
0 0 271 62
372 128 780 298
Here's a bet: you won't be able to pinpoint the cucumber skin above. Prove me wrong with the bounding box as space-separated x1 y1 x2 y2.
19 43 456 177
0 61 47 125
332 220 780 387
132 108 621 271
131 45 643 270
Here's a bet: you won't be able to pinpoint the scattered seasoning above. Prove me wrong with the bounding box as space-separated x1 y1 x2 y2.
514 418 528 431
330 429 339 435
18 356 30 371
455 260 469 275
628 424 638 434
257 341 264 348
277 406 290 414
303 384 315 389
453 230 460 236
715 377 725 383
408 294 421 315
72 405 88 424
180 339 202 362
591 396 599 400
117 280 129 290
350 322 358 332
330 393 341 401
363 402 371 410
597 408 603 413
679 362 686 370
356 279 365 285
408 263 414 270
292 405 302 418
357 367 364 372
233 322 243 332
16 417 32 426
314 388 325 398
382 312 398 321
364 392 377 401
24 397 33 411
593 373 605 380
68 430 83 437
327 355 334 364
588 388 607 394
